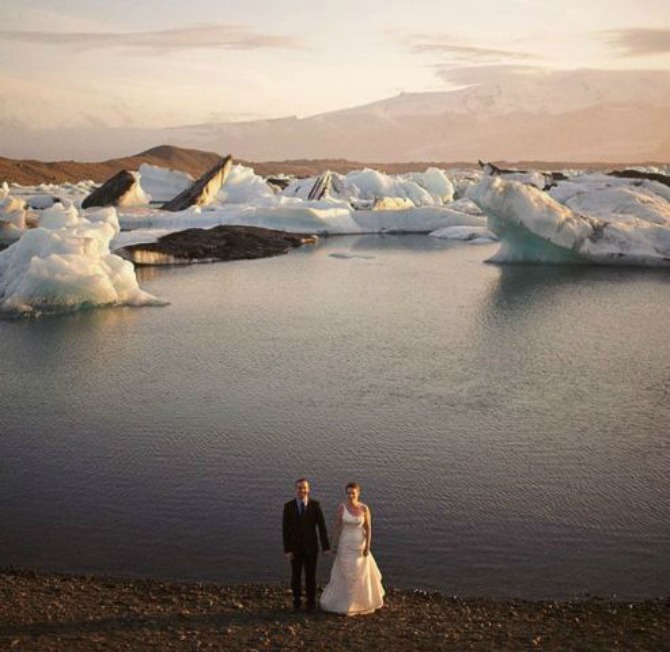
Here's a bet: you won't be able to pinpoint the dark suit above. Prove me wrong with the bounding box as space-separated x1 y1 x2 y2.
283 498 330 607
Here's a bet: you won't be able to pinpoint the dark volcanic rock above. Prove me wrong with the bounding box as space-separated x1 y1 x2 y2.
119 225 317 266
479 159 570 191
478 160 529 175
81 170 137 208
0 569 667 652
608 168 670 188
266 176 294 190
161 155 233 212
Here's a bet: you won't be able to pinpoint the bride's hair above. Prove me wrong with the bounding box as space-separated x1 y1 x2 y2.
345 482 361 493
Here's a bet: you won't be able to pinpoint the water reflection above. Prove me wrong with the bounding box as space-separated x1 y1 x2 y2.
0 239 668 598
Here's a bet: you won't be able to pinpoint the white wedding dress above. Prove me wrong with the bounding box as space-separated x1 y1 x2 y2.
320 504 385 615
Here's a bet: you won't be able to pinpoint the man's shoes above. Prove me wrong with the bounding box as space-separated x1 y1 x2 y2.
306 603 317 613
292 603 302 613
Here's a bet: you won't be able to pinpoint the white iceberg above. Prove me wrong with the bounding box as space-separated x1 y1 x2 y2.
116 197 485 243
549 176 670 226
0 195 27 244
468 176 670 266
217 165 276 205
429 225 497 243
0 204 165 316
343 168 434 206
138 163 193 203
405 168 455 202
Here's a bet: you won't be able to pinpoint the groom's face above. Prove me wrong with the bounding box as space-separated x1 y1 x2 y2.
295 480 310 500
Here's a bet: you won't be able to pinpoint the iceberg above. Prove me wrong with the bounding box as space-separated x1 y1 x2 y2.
429 225 497 243
217 165 277 205
406 168 455 203
138 163 193 203
468 176 670 267
82 171 150 209
0 196 27 245
343 168 434 206
116 200 485 242
0 204 165 316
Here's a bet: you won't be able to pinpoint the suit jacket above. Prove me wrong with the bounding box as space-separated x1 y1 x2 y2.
283 498 330 555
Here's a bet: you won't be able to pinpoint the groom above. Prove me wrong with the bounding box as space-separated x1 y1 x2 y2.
283 478 330 611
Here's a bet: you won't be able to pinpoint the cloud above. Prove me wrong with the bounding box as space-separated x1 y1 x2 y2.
400 32 538 63
0 24 304 53
435 65 543 85
604 28 670 57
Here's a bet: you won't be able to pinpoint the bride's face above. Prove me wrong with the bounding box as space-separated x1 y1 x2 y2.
346 487 360 502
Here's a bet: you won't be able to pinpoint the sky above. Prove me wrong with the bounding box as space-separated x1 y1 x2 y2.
1 0 669 129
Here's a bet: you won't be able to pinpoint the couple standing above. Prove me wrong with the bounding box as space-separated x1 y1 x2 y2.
282 478 384 615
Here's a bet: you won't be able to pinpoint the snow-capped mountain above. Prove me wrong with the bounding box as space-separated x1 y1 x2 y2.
2 68 670 162
159 68 670 163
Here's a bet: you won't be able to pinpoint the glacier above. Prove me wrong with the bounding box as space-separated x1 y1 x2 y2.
468 176 670 267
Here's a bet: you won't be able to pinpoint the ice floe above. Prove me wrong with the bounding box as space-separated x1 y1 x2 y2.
138 163 193 203
0 196 27 245
429 225 497 243
0 204 164 316
468 176 670 266
4 161 669 317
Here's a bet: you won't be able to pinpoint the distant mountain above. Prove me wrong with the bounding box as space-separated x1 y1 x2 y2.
0 146 221 186
162 69 670 163
1 68 669 164
0 145 477 185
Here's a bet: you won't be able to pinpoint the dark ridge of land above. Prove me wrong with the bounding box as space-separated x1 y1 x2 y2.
1 144 668 185
0 569 666 651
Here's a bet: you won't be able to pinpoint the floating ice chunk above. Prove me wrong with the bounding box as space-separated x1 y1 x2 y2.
281 176 319 200
138 163 193 203
117 200 485 239
447 197 485 216
329 252 376 260
162 156 232 212
0 196 27 244
218 165 276 205
0 206 164 316
429 225 497 242
468 176 670 266
82 171 150 209
0 182 9 200
28 194 56 210
352 206 485 233
405 168 454 202
38 202 80 229
565 186 670 226
344 169 434 206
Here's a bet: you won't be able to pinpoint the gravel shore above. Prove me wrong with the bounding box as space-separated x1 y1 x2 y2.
0 569 667 651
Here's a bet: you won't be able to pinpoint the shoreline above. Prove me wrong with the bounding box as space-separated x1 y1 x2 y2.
1 568 667 651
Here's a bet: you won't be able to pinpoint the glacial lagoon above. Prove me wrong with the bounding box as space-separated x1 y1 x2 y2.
1 236 668 599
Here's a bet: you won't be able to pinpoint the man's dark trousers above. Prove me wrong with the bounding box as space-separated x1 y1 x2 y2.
291 551 318 607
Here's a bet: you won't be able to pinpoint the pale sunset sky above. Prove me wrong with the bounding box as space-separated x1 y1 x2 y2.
1 0 669 129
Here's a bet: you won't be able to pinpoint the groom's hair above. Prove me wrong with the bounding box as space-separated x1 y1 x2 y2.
295 478 309 487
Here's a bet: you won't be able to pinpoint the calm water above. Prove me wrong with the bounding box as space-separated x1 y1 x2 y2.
1 236 668 599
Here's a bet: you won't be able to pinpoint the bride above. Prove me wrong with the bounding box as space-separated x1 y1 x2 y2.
320 482 384 615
